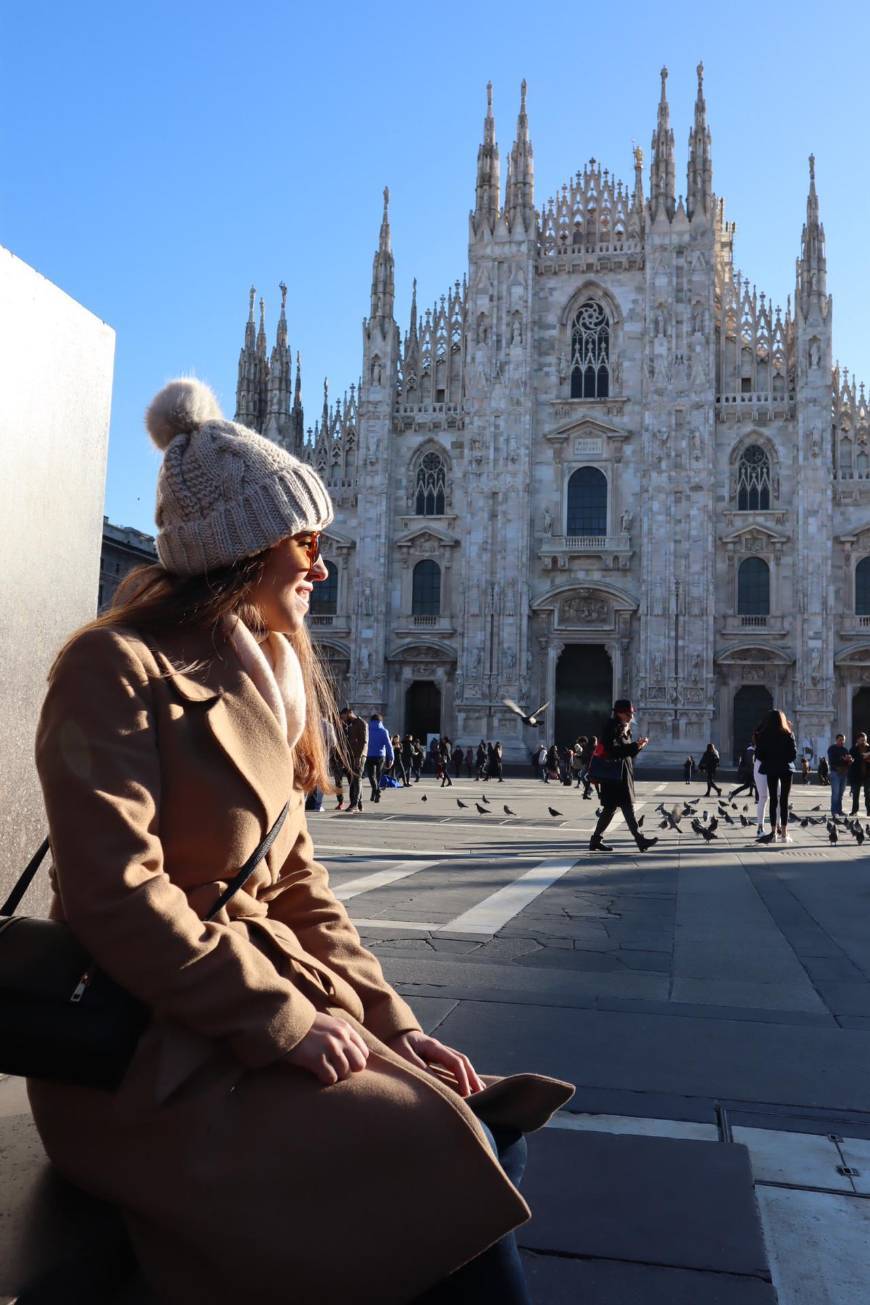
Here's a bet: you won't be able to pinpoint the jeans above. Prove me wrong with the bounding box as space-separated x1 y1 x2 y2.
767 771 792 829
364 757 384 800
413 1122 530 1304
850 781 870 815
704 775 722 796
591 790 642 845
347 766 364 809
830 770 847 815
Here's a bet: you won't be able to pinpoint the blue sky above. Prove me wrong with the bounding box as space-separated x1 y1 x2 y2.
3 0 868 536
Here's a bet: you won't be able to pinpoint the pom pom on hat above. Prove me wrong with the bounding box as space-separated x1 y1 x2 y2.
145 377 223 451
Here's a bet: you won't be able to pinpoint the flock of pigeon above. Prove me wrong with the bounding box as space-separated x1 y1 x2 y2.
418 791 565 818
652 796 870 847
417 787 870 847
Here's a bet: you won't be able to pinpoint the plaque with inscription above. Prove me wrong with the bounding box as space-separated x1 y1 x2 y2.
573 437 603 457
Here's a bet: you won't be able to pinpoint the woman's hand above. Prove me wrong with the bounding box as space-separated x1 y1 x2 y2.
283 1012 370 1086
638 736 650 749
387 1030 485 1097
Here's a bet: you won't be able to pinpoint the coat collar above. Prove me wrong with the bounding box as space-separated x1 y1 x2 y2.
147 625 295 825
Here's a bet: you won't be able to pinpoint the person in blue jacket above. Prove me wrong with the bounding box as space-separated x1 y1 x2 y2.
365 713 395 804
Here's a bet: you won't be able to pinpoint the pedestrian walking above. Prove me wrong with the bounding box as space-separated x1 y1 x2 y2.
749 731 769 838
581 735 598 799
401 734 415 786
489 740 504 782
699 743 722 797
755 710 797 843
476 739 488 781
340 706 368 812
849 733 870 815
452 743 463 779
534 742 547 781
730 744 758 801
391 733 410 787
24 376 577 1304
411 737 424 782
365 713 394 803
588 699 658 853
544 743 560 783
571 738 587 787
827 733 853 816
439 736 454 786
683 754 695 785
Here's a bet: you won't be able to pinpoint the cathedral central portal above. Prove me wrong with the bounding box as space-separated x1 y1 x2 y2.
555 645 612 747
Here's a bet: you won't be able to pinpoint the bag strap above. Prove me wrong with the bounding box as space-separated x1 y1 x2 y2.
1 838 50 916
2 803 290 922
204 801 290 921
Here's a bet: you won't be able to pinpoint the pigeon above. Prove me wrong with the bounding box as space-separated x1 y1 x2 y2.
637 815 645 828
420 795 427 802
811 805 822 812
456 799 468 809
740 814 751 827
548 807 563 818
503 698 551 727
692 818 718 842
659 819 669 829
481 794 490 804
475 803 489 815
854 825 865 846
709 817 719 834
800 817 810 828
827 821 838 844
595 807 604 817
503 805 517 816
742 804 749 813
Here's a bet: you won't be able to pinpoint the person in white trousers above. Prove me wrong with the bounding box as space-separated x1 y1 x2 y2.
754 754 769 838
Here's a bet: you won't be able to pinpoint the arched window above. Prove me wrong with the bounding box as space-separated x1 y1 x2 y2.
566 466 607 536
310 558 337 614
570 301 610 399
414 451 447 515
857 557 870 616
737 557 770 615
412 559 441 615
736 445 771 510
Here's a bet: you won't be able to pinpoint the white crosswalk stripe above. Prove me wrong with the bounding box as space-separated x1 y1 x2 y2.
332 860 439 902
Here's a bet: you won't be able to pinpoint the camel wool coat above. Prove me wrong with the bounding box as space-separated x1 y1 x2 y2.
29 624 574 1305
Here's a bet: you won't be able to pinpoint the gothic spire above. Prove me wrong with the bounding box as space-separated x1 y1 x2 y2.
687 61 713 221
505 79 535 232
292 351 304 454
245 285 256 350
473 80 500 233
257 296 267 357
370 186 395 323
235 286 260 424
267 281 291 424
797 154 828 314
408 276 418 344
632 144 645 215
649 66 675 222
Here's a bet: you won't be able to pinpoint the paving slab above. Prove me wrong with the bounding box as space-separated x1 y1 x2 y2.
430 997 870 1114
732 1126 852 1191
837 1135 870 1194
546 1110 719 1141
756 1187 870 1305
521 1253 778 1304
518 1127 770 1278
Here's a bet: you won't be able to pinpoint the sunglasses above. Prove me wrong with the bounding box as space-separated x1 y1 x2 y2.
295 532 322 567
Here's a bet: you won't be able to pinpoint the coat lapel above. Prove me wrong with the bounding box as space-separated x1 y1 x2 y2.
151 631 294 830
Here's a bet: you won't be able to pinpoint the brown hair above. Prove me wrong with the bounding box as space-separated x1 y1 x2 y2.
52 551 339 794
757 708 793 739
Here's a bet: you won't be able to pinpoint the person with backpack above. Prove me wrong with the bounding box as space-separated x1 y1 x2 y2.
365 713 394 803
588 700 658 853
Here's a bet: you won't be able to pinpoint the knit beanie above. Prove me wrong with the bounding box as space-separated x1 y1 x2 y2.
145 377 334 575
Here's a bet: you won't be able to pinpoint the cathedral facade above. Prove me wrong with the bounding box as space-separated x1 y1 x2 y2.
233 66 870 765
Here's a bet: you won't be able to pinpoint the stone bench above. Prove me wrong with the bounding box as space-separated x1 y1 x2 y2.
0 1078 153 1304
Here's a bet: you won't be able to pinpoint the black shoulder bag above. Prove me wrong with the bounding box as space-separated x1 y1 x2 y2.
0 801 289 1090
